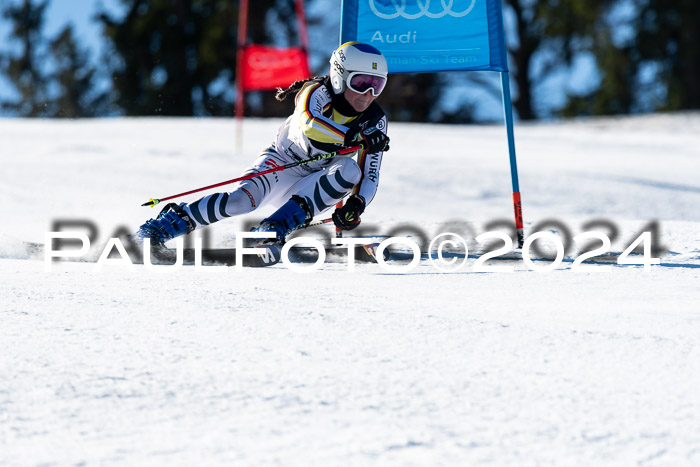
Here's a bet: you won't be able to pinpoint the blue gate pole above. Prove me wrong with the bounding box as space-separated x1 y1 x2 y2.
500 71 524 248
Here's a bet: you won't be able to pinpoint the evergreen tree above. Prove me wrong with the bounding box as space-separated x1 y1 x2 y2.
634 0 700 110
50 25 109 117
560 0 700 116
377 73 443 123
95 0 450 121
1 0 108 118
1 0 51 117
504 0 618 120
560 29 637 117
96 0 239 116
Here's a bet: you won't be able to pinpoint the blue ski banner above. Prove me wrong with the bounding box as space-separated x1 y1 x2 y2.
340 0 508 73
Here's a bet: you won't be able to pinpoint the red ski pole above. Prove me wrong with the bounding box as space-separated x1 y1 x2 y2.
142 144 364 207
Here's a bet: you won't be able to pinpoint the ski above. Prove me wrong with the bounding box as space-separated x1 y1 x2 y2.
28 240 383 267
144 243 281 267
132 243 381 267
24 239 673 270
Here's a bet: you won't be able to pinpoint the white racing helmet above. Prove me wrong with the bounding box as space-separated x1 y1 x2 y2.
329 42 388 96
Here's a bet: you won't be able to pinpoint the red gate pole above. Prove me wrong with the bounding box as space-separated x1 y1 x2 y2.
294 0 310 52
235 0 250 152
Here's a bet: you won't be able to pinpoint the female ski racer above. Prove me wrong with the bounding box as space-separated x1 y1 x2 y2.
136 41 390 245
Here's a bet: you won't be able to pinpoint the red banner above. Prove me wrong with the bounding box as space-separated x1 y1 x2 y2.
241 45 311 91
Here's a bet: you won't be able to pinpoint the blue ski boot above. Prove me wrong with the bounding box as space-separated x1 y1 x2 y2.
135 203 195 245
255 195 313 244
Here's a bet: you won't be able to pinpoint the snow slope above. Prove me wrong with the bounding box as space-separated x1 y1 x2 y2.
1 114 700 466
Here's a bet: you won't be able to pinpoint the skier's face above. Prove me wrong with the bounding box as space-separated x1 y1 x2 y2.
344 87 376 112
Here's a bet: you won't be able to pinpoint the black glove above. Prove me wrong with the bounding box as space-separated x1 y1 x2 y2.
359 126 389 153
344 127 389 153
332 195 365 231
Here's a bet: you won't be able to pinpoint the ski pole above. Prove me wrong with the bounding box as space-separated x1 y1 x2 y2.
142 144 365 207
304 217 333 228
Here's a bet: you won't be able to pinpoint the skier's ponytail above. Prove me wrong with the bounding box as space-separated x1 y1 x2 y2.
275 76 327 101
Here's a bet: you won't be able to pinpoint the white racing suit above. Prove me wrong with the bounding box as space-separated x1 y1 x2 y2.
182 77 387 229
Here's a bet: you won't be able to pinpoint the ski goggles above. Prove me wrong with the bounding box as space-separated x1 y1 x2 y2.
346 72 387 97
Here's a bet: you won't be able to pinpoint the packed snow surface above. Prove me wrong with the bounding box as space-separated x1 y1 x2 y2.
2 114 700 466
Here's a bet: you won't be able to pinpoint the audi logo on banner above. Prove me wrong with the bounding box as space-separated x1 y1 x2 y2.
368 0 477 20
